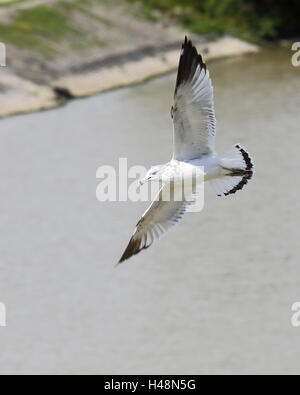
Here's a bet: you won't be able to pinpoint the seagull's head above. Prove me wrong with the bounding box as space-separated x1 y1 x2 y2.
139 165 162 186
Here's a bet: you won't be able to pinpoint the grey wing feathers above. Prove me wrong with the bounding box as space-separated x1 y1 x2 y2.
119 184 196 263
172 37 216 160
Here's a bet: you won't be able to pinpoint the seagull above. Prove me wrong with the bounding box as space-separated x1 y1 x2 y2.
119 36 254 263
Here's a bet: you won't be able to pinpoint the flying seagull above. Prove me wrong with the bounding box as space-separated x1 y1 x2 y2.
119 37 254 263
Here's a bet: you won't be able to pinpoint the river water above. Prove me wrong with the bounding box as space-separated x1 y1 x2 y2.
0 47 299 374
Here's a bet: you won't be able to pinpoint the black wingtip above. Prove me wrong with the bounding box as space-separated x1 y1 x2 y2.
182 36 191 52
118 235 142 264
118 250 132 264
118 231 153 264
175 36 207 95
118 251 128 264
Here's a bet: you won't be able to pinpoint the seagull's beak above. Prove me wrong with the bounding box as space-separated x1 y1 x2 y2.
139 177 149 187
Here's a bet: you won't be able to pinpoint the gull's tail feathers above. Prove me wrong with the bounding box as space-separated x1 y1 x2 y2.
211 144 254 197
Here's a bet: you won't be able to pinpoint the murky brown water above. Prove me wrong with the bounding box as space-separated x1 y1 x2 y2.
0 47 299 374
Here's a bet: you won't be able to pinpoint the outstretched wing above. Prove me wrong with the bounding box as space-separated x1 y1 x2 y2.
172 37 216 161
119 183 197 263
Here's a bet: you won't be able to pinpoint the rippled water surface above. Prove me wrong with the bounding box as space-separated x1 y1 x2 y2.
0 47 299 374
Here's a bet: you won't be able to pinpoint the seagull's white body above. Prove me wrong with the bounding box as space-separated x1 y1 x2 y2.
154 154 219 185
119 37 254 263
185 153 220 181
